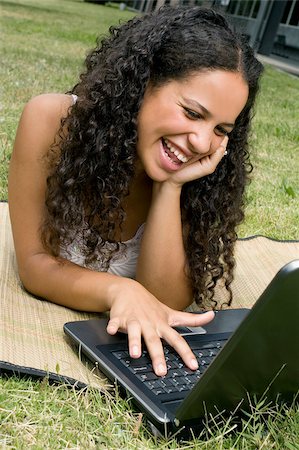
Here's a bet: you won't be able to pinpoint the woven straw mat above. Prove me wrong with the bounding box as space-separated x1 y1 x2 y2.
1 202 298 386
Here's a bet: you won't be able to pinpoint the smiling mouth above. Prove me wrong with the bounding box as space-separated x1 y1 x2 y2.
162 138 191 164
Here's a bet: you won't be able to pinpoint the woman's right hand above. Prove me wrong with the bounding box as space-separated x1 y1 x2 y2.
106 278 215 376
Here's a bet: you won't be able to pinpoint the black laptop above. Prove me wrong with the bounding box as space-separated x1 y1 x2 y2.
64 260 299 437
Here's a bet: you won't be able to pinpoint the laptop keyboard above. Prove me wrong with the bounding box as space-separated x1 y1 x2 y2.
112 339 226 397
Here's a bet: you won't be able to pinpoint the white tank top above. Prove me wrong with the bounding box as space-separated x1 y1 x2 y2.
60 224 145 279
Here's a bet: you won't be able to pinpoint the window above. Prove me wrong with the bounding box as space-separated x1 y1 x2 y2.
279 0 299 26
227 0 261 19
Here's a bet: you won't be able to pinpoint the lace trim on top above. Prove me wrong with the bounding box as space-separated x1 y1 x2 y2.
71 93 78 104
60 224 145 279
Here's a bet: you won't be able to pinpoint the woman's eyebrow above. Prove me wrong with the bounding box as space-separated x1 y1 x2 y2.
182 97 235 129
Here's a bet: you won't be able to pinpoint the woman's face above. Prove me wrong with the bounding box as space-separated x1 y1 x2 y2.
136 70 249 182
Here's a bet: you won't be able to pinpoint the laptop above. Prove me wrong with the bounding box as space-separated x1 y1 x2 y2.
64 260 299 438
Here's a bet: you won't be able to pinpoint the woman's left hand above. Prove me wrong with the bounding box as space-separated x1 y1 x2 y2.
168 137 228 188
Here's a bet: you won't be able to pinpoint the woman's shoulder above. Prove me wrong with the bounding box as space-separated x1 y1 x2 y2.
12 94 75 163
23 93 74 123
16 93 75 148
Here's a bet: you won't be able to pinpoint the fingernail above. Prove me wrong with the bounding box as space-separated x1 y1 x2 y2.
132 345 139 357
107 325 116 334
156 363 166 376
190 358 198 370
222 136 229 145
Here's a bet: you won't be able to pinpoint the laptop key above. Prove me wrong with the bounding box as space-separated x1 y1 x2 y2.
166 360 183 370
174 376 189 386
167 368 185 378
160 378 174 387
202 356 214 365
113 351 129 359
180 367 196 376
165 353 177 362
191 341 224 350
127 356 152 366
172 360 185 369
145 380 169 395
163 386 177 394
152 388 165 396
169 378 183 388
178 384 190 392
136 372 157 382
146 380 165 389
128 364 153 374
194 349 210 358
185 374 200 384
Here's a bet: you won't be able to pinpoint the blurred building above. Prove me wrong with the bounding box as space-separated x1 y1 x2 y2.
223 0 299 61
131 0 299 62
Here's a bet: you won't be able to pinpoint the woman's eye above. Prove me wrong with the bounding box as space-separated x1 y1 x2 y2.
215 126 229 137
184 107 201 120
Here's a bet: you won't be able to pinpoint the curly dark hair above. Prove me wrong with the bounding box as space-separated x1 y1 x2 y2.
42 6 264 308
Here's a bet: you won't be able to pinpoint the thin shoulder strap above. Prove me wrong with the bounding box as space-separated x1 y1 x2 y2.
71 93 78 104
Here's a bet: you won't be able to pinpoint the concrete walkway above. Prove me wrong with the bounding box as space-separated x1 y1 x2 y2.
257 54 299 77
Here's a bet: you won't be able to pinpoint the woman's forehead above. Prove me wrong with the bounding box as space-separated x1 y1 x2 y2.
145 70 249 121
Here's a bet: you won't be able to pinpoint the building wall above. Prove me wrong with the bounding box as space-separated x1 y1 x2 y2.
136 0 299 58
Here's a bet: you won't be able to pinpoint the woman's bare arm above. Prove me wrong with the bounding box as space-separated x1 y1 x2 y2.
136 144 227 311
8 93 116 311
136 181 193 310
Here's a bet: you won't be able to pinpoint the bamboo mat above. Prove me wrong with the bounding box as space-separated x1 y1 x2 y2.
1 202 298 386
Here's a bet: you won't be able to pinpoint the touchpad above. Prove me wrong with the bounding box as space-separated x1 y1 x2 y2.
174 326 207 335
184 325 207 334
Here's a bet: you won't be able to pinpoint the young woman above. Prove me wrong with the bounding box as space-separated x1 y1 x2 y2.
8 6 263 376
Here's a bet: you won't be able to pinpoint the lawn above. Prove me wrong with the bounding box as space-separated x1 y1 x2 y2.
0 0 298 448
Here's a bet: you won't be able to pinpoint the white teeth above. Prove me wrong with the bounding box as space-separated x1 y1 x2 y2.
164 138 189 163
177 153 187 163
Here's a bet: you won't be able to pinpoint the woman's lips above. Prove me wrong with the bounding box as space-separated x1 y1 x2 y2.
159 138 184 172
163 137 192 163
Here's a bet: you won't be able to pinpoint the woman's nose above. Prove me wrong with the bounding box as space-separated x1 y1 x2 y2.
188 128 213 155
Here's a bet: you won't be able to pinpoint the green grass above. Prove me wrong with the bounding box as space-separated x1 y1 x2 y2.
238 66 299 239
0 1 299 448
1 376 298 449
0 0 135 199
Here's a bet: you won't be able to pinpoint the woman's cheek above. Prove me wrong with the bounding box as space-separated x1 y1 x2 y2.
212 136 224 152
